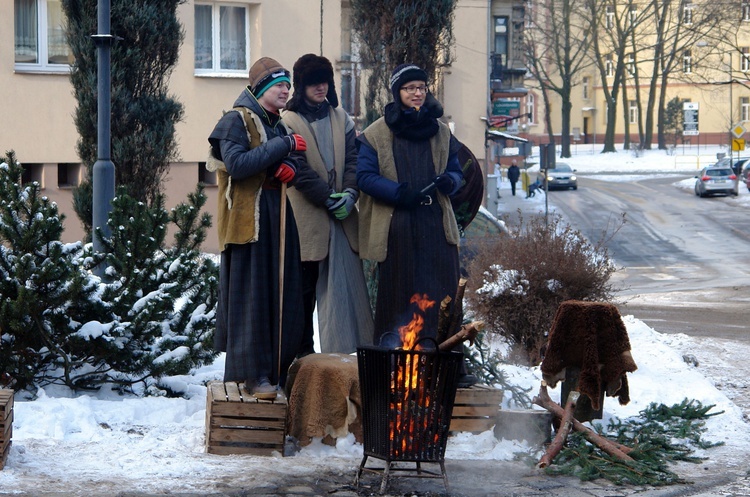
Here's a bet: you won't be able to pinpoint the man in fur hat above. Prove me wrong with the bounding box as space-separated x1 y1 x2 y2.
282 54 374 354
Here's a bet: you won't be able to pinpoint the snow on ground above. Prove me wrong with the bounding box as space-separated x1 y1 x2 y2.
1 144 749 494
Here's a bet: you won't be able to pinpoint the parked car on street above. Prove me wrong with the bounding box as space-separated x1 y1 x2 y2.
537 162 578 190
712 156 750 176
745 171 750 192
694 165 739 197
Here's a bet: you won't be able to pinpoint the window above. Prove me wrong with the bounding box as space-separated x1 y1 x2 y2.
627 53 635 75
21 163 44 188
742 48 750 72
14 0 71 72
57 163 80 188
493 17 508 62
199 163 217 186
526 93 535 124
743 2 750 21
605 54 614 77
742 97 750 122
629 4 638 24
629 100 638 124
683 50 692 74
582 76 590 100
194 3 249 74
683 2 694 25
606 5 614 29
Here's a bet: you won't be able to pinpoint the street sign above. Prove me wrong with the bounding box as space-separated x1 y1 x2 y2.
732 123 746 139
683 102 699 136
732 138 745 151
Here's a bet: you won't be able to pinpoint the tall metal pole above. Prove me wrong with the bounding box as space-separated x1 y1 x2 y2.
92 0 115 276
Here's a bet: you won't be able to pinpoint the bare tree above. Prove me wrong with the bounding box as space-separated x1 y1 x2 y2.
523 0 593 158
350 0 457 125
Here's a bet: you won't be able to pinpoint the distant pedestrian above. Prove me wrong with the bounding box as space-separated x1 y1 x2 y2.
507 159 520 196
526 178 542 198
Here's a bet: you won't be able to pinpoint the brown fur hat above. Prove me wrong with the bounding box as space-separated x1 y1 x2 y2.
286 53 339 110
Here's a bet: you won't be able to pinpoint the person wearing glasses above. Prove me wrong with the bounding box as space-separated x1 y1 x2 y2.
356 63 476 387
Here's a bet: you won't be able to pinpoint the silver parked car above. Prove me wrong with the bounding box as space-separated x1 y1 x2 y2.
694 166 739 197
538 162 578 190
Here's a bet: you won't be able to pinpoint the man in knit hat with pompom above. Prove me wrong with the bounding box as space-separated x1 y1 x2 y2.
208 57 318 399
282 54 373 355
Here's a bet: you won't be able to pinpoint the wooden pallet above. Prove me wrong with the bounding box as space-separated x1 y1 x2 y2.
450 384 504 433
205 381 287 456
0 390 13 470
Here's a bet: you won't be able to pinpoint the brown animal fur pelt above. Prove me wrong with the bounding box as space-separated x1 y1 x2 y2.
540 301 638 410
285 353 363 447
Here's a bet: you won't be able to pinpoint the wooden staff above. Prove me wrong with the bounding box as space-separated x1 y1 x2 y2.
277 182 287 383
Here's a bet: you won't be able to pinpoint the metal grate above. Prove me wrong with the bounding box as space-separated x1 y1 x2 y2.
355 344 462 493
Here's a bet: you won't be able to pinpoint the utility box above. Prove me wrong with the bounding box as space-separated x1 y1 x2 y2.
486 174 500 217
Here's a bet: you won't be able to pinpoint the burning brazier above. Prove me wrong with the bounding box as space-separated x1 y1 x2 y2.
355 339 462 494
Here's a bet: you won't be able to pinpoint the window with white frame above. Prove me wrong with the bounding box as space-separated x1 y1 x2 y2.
683 50 692 73
526 93 535 124
742 97 750 122
743 1 750 21
682 2 694 25
742 47 750 72
629 4 639 24
606 5 614 29
629 100 638 124
606 54 614 77
14 0 71 72
194 3 249 74
627 53 635 75
582 76 590 100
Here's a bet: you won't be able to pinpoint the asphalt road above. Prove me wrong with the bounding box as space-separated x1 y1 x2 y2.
545 174 750 341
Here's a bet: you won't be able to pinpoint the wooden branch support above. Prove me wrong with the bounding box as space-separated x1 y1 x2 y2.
436 295 453 344
446 277 468 337
532 384 634 462
537 390 578 468
438 321 484 352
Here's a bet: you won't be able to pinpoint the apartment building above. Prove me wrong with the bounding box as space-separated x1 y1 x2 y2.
529 1 750 151
3 1 522 252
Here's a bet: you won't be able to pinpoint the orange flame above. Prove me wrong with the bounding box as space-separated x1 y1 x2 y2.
398 293 435 351
390 293 436 456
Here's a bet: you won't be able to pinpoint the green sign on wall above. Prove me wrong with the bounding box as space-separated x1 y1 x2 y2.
493 99 520 116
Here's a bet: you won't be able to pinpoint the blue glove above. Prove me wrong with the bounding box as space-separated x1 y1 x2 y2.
326 188 358 220
433 174 455 194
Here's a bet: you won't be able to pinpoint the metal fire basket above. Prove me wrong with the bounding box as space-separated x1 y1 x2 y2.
354 341 462 494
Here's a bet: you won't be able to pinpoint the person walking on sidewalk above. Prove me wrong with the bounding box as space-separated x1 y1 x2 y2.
282 53 374 354
507 159 520 196
208 57 313 399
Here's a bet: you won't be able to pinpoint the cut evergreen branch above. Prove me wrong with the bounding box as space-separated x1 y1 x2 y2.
544 398 724 486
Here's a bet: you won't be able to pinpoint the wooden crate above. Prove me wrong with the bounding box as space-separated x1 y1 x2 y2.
450 384 504 433
205 381 287 456
0 389 13 470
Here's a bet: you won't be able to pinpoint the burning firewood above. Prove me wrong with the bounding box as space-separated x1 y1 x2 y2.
436 277 468 344
537 390 579 468
438 321 483 351
532 383 634 463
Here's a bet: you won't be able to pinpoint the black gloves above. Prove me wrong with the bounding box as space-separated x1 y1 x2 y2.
433 174 454 194
396 186 428 209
